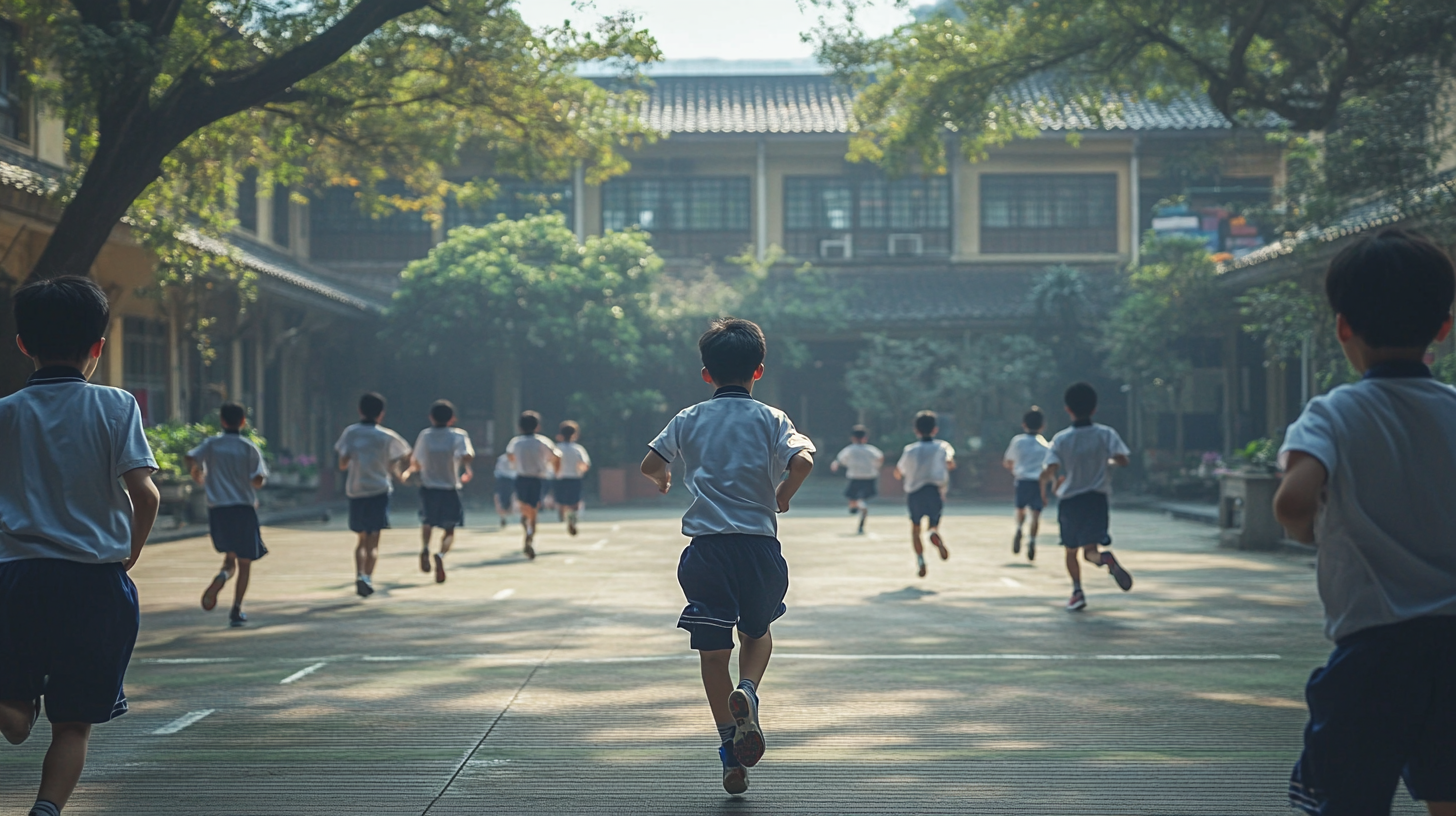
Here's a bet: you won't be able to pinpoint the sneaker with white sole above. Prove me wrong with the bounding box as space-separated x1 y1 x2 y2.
1101 551 1133 591
201 571 229 611
719 744 748 794
930 531 949 560
1066 589 1087 611
728 688 764 767
1013 529 1022 554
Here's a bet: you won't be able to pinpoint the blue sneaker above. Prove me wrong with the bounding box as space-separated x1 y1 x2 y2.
719 744 747 794
728 687 764 767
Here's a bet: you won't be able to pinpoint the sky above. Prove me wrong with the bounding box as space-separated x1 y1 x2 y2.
517 0 913 63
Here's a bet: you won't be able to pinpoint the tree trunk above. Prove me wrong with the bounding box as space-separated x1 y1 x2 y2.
493 355 521 456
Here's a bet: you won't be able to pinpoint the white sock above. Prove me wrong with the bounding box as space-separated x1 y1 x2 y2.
357 573 371 583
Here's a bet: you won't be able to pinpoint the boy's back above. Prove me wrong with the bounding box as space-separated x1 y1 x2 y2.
335 422 411 498
1045 423 1128 498
188 432 266 508
897 438 954 494
1282 375 1456 640
413 426 474 490
650 389 814 537
507 433 559 478
0 372 155 562
558 440 591 476
835 442 883 479
1004 433 1049 482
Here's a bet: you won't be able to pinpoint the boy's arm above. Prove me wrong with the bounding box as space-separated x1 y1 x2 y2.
1274 451 1326 544
775 450 814 513
338 454 352 471
460 453 475 484
640 450 671 493
1110 454 1131 467
186 455 205 485
122 467 160 570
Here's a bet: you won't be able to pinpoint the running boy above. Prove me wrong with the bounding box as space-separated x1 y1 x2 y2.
554 420 591 537
0 276 160 816
894 411 955 578
640 317 814 795
1038 383 1133 612
831 425 883 534
335 393 411 597
493 452 517 528
188 402 269 627
1002 407 1050 561
1273 228 1456 815
406 400 474 584
506 410 559 559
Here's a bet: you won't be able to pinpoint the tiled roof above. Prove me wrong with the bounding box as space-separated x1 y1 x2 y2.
627 74 1263 135
0 145 61 197
182 230 388 316
838 266 1117 325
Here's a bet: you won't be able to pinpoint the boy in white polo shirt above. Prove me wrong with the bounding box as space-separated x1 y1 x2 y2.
406 400 474 584
895 411 955 578
1274 229 1456 815
0 276 160 816
831 425 883 534
506 410 559 559
335 392 411 597
641 317 814 796
554 420 591 537
1002 407 1050 561
187 402 269 627
1039 382 1133 612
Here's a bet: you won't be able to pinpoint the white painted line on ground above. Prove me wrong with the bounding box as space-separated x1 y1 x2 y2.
1000 577 1023 588
279 662 327 684
867 532 884 541
152 709 215 735
564 557 577 565
492 588 516 600
135 652 1283 669
774 653 1282 661
588 539 608 550
143 658 244 665
610 524 620 532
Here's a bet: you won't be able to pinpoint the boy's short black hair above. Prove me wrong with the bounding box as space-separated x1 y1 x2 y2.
914 410 937 437
13 275 110 362
359 392 386 421
429 400 455 425
1022 407 1044 432
519 410 540 434
699 317 766 384
1064 382 1097 418
219 402 246 428
1325 227 1456 348
559 420 578 440
851 425 868 440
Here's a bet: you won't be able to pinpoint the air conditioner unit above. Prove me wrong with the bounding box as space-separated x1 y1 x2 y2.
819 234 853 260
888 233 924 257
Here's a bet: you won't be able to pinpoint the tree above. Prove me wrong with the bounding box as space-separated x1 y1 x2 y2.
386 213 667 453
1237 279 1352 396
814 0 1456 173
6 0 658 281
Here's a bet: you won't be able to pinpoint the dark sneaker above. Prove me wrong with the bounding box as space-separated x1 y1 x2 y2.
1066 589 1087 612
719 744 748 795
1027 539 1036 561
356 578 374 597
1102 551 1133 591
728 688 765 767
434 553 447 584
419 549 432 573
857 508 867 534
228 608 247 628
930 531 949 560
1013 529 1022 554
567 514 578 537
917 555 927 578
201 571 228 611
524 532 536 560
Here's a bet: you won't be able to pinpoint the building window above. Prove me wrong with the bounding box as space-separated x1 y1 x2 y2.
445 182 573 231
308 184 434 262
0 22 29 144
123 317 169 426
784 174 951 260
980 173 1117 253
237 168 258 234
271 184 291 248
601 177 750 257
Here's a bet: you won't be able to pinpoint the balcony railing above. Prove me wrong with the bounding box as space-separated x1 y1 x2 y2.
784 229 951 262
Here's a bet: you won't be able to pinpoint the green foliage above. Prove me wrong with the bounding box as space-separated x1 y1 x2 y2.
145 421 267 479
1231 436 1281 473
1435 353 1456 386
1236 279 1354 393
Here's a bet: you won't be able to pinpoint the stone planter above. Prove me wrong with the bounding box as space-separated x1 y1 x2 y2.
1217 471 1283 551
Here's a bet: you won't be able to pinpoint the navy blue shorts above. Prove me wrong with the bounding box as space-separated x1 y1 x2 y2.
844 478 878 501
515 476 543 508
1058 491 1110 548
1015 479 1044 511
0 559 139 724
208 505 268 560
677 534 789 652
419 487 463 529
554 478 583 507
906 484 943 527
348 492 391 533
495 477 515 507
1290 616 1456 814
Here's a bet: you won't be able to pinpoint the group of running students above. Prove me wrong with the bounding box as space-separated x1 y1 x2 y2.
4 226 1456 815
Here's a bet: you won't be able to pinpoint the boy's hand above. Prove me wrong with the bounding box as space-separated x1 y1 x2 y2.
640 451 671 493
1274 451 1326 544
461 469 474 484
776 450 815 513
122 468 160 571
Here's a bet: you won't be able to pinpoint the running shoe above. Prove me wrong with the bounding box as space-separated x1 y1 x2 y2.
728 688 765 767
1066 589 1087 611
1027 539 1036 561
930 531 949 560
917 554 927 578
567 513 578 537
201 571 228 611
857 508 868 534
524 532 536 560
1101 551 1133 591
719 744 748 795
1013 529 1022 554
356 578 374 597
434 553 447 584
229 608 247 628
419 548 432 573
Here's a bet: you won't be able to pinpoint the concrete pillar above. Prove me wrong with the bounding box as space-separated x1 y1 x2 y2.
573 164 587 243
105 315 125 388
167 306 183 422
756 137 768 261
1129 138 1141 267
230 336 244 404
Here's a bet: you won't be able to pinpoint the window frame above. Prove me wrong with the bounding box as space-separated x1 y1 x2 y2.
979 173 1119 254
601 176 751 233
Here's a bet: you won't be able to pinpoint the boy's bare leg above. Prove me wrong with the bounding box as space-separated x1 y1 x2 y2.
1427 802 1456 816
1015 507 1026 528
737 629 772 688
699 649 736 726
1065 546 1082 584
355 532 381 576
1083 544 1103 565
0 698 36 745
440 527 454 555
521 505 538 558
1029 509 1041 539
37 721 90 809
911 522 927 577
232 558 251 608
419 524 434 572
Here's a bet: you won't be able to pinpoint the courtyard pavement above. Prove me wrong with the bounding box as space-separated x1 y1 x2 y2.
0 495 1425 815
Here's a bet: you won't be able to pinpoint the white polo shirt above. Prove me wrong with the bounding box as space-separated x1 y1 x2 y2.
507 434 560 479
1043 422 1129 499
557 441 591 479
412 426 474 490
835 443 884 480
896 438 955 494
494 453 516 480
188 432 268 507
0 367 157 564
1003 433 1050 482
335 421 411 498
1281 367 1456 642
649 386 815 538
